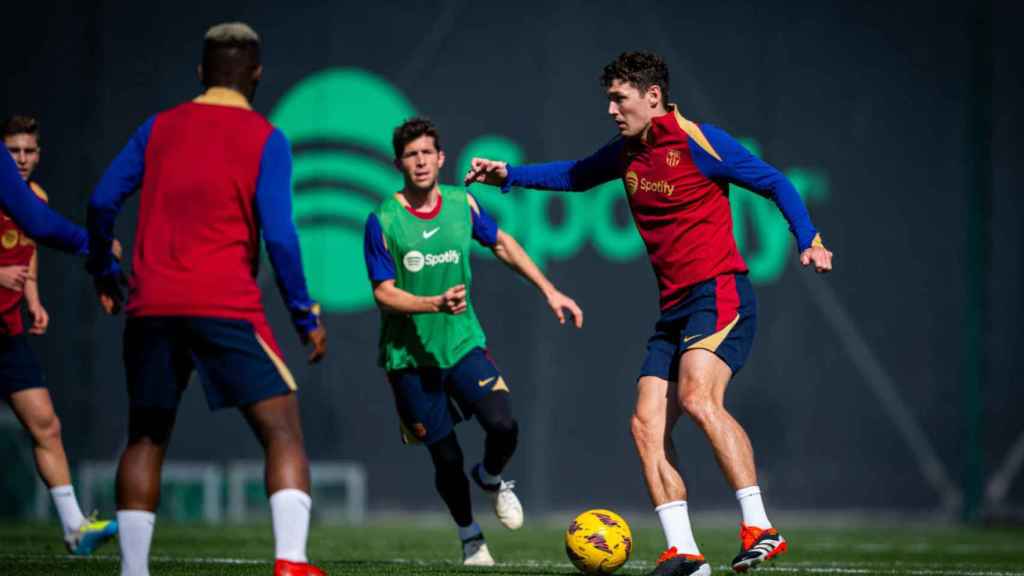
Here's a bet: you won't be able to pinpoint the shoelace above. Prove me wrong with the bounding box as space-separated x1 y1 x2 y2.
498 480 517 493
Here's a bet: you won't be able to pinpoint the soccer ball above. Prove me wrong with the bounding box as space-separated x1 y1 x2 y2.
564 509 633 574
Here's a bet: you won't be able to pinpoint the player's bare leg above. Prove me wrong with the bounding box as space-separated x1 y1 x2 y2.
9 388 72 488
632 376 684 505
241 393 322 575
116 407 176 576
676 349 755 488
241 392 310 494
632 376 709 576
677 348 786 572
7 387 119 555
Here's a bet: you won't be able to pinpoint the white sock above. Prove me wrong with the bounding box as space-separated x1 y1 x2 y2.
270 489 311 563
736 485 772 528
458 522 482 542
476 463 502 486
50 485 86 534
655 500 700 556
117 510 155 576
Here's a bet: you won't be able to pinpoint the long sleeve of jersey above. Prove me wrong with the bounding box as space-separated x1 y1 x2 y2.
87 116 155 275
690 124 819 251
1 145 88 255
502 137 626 193
255 129 319 335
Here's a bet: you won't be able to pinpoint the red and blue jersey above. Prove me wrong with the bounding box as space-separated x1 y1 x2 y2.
504 107 820 310
0 148 86 255
87 93 319 343
0 181 47 335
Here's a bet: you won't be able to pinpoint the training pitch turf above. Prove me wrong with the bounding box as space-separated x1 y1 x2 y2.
1 520 1022 575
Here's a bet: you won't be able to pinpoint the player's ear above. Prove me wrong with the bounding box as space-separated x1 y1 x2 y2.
437 150 445 169
252 65 263 83
197 65 203 84
648 85 662 108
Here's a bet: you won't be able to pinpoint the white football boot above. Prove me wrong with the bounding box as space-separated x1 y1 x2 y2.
462 535 496 566
472 463 524 530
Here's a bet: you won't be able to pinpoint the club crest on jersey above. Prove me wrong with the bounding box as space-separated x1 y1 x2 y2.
625 171 639 195
666 149 681 167
2 230 19 250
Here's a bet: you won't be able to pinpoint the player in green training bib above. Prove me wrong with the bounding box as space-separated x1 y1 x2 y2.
364 118 583 566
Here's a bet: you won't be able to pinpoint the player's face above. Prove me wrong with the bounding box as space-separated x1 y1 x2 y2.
607 79 660 138
4 133 40 181
397 135 445 192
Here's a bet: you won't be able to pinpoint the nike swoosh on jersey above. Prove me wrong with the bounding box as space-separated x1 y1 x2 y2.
423 227 440 239
478 377 496 387
683 334 704 343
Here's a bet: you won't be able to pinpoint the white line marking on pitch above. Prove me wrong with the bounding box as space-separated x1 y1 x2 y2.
2 553 1022 575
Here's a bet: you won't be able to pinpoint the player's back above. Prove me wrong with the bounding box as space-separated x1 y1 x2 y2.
128 101 275 320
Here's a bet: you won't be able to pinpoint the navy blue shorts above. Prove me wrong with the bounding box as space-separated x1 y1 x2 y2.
124 316 296 412
386 347 507 445
0 334 43 398
640 273 757 381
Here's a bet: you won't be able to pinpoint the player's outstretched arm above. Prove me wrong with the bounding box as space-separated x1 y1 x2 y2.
372 280 467 315
463 138 625 194
0 151 87 255
490 229 583 328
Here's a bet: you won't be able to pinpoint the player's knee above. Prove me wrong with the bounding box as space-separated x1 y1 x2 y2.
487 415 518 440
679 388 717 425
630 413 662 452
28 411 61 446
429 433 465 472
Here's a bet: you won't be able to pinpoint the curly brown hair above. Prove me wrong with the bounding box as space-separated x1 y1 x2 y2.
601 51 670 103
392 117 441 159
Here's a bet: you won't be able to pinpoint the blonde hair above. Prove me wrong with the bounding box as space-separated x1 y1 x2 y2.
204 22 260 45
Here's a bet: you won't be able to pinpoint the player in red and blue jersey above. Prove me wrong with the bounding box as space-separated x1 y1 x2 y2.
1 115 118 555
467 52 833 576
88 23 328 576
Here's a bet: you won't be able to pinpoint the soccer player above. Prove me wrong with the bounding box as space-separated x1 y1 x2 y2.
87 23 328 576
1 115 118 554
465 52 833 576
364 118 583 566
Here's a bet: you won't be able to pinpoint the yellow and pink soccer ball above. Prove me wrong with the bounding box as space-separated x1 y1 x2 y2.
564 509 633 574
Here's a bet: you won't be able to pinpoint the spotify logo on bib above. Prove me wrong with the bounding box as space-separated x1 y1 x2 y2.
403 251 425 273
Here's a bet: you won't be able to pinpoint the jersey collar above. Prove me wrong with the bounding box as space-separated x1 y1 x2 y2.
193 87 252 110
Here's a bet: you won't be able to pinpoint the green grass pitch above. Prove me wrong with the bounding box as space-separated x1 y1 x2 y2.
1 520 1022 575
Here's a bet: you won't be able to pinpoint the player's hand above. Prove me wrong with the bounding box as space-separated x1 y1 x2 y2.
111 238 123 261
27 302 48 335
94 268 127 315
304 325 327 364
463 158 509 187
800 244 833 273
545 289 584 328
0 265 30 291
436 284 467 315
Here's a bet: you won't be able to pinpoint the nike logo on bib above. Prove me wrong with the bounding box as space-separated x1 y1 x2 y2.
423 227 440 239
